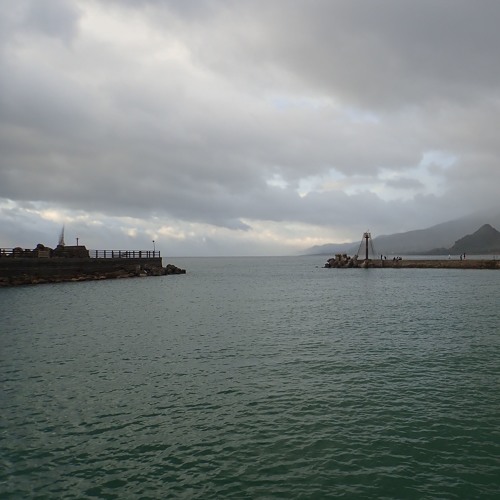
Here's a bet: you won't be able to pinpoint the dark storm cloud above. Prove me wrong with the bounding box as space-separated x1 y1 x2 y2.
1 0 499 254
194 0 500 108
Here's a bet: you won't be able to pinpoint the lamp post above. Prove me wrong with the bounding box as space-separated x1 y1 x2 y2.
152 240 155 254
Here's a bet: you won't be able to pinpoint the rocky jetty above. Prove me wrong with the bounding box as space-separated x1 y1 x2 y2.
0 262 186 287
0 241 187 286
324 256 499 270
164 264 186 275
324 254 360 268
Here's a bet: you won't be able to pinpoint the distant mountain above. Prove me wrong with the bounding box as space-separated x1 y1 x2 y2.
449 224 500 254
303 211 500 256
304 241 357 255
372 217 487 254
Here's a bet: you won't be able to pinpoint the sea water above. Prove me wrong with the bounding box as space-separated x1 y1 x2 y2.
1 256 499 498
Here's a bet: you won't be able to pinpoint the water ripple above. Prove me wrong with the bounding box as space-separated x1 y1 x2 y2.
1 259 499 498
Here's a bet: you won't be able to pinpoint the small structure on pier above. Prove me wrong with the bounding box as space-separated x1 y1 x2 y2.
58 226 66 247
324 231 378 268
356 231 377 262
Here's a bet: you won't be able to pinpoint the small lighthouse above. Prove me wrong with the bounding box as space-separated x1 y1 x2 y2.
356 231 377 261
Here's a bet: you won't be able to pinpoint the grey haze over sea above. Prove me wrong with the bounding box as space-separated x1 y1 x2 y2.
1 256 499 498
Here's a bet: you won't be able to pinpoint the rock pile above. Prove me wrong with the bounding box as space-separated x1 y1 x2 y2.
164 264 186 275
324 254 359 268
0 262 186 287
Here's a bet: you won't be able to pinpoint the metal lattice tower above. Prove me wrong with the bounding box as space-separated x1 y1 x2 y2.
58 225 65 247
356 231 377 260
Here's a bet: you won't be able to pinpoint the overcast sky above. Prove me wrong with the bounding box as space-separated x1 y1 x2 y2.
1 0 499 256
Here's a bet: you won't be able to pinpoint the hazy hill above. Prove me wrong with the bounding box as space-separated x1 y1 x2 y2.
449 224 500 254
303 211 500 255
303 241 357 256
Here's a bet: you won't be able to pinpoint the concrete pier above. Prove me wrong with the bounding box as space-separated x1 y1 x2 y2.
324 252 499 269
363 259 499 270
0 244 186 286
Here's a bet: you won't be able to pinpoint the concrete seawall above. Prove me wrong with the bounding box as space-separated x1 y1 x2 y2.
357 259 499 269
0 257 168 286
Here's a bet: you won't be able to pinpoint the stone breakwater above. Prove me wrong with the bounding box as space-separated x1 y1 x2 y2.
0 258 186 287
372 259 500 269
325 254 500 270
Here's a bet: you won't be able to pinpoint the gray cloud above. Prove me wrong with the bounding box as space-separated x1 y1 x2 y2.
1 0 499 254
24 0 81 42
0 0 81 44
385 177 425 190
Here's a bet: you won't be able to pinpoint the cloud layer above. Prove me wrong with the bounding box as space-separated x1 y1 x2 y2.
1 0 499 255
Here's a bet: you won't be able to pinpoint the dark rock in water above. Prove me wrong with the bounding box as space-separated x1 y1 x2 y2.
127 262 186 277
141 263 164 276
165 264 186 275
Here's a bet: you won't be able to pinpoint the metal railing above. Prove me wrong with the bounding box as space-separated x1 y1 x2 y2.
0 248 161 259
90 250 161 259
0 248 35 257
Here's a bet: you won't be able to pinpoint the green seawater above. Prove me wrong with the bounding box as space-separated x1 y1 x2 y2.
1 256 499 498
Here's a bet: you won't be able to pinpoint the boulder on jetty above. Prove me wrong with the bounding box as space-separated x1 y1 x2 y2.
164 264 186 275
324 253 359 268
141 262 185 276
